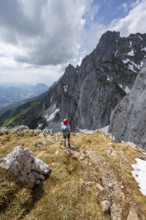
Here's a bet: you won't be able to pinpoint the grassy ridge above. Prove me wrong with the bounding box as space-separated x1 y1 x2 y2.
0 130 146 219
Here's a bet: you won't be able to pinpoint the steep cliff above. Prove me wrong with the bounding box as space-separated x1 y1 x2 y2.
1 31 146 131
109 60 146 149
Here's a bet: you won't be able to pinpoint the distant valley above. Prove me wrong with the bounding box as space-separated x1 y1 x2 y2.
0 83 48 115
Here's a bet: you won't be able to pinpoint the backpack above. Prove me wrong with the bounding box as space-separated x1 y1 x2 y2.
61 124 70 134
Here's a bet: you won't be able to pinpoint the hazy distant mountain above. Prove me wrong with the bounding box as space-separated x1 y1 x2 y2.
0 83 48 108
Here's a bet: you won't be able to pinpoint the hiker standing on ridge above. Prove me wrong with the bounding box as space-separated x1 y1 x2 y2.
61 119 71 147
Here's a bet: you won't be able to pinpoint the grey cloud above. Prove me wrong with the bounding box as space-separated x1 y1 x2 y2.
0 0 45 38
16 29 79 65
0 0 87 66
0 53 6 57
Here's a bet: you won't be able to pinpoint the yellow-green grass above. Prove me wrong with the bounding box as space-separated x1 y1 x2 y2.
0 130 146 220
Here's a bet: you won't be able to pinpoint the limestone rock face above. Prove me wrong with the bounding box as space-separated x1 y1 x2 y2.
109 60 146 149
41 32 146 131
1 31 146 132
0 146 51 188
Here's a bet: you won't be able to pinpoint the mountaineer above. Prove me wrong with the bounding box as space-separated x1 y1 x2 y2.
61 118 71 147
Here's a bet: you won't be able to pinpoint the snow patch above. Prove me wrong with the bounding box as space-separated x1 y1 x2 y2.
122 141 137 148
127 49 134 56
141 47 146 52
63 85 68 92
136 60 144 69
107 77 112 82
50 96 53 103
124 86 131 94
44 109 59 122
132 158 146 196
52 104 56 112
118 84 131 94
122 58 143 72
78 128 96 134
115 50 118 56
128 64 136 72
122 58 129 64
99 126 109 134
140 60 144 68
98 126 115 140
129 41 132 48
38 124 43 129
139 35 143 41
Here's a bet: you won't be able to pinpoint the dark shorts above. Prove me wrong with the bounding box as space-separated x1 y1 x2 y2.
63 134 70 139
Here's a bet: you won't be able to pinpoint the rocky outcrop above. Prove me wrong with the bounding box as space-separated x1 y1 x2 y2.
12 125 29 132
0 146 52 188
1 31 146 131
0 127 9 135
109 60 146 149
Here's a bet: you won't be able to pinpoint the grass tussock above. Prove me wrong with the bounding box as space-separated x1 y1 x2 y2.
0 130 146 219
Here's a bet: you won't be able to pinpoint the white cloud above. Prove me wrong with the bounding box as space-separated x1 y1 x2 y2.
0 64 63 86
0 0 146 86
0 0 95 67
80 22 106 58
0 0 97 84
117 3 129 13
129 0 142 9
110 0 146 36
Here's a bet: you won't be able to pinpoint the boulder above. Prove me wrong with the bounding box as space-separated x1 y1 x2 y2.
0 146 51 188
101 200 111 213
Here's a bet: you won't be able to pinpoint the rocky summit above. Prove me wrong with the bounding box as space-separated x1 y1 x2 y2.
1 31 146 136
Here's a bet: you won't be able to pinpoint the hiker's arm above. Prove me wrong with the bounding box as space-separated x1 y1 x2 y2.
69 125 71 132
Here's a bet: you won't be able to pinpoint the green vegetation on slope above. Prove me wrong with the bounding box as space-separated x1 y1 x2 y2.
1 101 39 128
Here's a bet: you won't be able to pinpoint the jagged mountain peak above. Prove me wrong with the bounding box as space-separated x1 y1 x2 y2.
1 31 146 139
98 30 120 46
63 63 76 76
66 63 75 69
129 32 146 39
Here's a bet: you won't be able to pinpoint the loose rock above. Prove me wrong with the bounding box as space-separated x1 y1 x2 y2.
0 146 51 188
97 183 104 192
101 200 111 213
127 209 139 220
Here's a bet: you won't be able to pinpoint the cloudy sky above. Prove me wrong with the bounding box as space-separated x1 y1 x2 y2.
0 0 146 86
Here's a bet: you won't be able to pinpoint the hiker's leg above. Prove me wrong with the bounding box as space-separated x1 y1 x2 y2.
63 136 66 147
67 134 71 147
68 138 70 147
